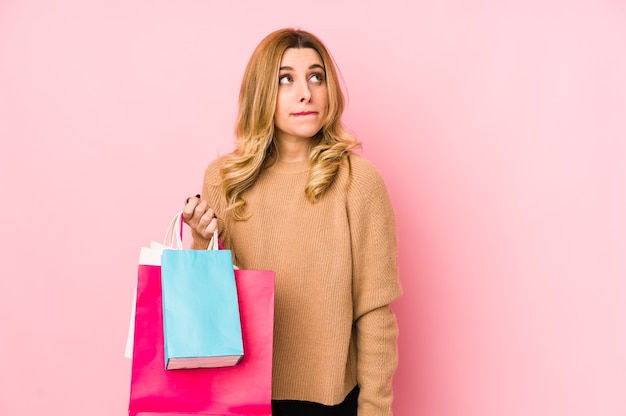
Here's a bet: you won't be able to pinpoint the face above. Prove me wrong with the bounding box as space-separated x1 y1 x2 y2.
274 48 328 145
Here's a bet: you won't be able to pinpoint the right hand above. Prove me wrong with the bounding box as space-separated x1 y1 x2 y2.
182 194 218 240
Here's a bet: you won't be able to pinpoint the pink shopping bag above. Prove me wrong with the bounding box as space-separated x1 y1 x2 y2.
128 261 275 416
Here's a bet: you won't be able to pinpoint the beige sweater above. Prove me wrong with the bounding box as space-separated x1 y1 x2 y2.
192 154 402 416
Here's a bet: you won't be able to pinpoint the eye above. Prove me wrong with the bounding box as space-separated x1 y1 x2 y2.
279 74 293 85
309 72 325 83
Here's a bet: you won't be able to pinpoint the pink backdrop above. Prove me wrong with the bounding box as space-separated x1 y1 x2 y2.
1 1 625 415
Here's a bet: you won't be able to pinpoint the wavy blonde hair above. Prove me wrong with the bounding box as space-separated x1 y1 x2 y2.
221 28 360 220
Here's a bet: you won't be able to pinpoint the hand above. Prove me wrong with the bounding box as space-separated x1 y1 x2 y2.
182 194 218 240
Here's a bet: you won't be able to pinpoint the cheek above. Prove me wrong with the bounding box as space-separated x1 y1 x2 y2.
273 98 284 123
275 92 289 116
317 92 329 115
317 87 328 106
274 98 290 129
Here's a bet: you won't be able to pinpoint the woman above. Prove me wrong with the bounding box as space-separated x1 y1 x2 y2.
183 28 401 416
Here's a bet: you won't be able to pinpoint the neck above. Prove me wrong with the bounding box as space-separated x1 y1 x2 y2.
273 137 310 162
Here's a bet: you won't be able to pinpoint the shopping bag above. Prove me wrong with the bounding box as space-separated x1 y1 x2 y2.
160 212 243 370
124 212 243 368
128 216 275 415
129 267 275 415
126 241 165 359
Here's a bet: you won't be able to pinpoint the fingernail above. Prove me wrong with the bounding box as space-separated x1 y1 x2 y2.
186 194 201 204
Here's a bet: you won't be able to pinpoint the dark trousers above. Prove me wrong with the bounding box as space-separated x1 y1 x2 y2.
271 385 359 416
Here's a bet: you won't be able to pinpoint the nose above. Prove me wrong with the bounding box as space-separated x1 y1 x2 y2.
298 80 311 103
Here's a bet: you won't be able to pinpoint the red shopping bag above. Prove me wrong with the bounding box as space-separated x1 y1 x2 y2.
128 261 275 416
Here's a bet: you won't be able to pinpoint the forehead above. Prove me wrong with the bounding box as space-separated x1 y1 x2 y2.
279 47 324 68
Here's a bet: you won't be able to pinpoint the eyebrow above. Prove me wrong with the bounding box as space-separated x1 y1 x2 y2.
279 64 325 71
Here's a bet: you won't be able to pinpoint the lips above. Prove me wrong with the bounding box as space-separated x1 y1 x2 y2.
291 111 318 116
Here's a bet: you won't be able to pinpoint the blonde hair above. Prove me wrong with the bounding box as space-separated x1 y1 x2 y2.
221 28 360 220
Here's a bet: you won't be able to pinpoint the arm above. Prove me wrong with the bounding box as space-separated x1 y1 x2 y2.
356 305 399 416
347 157 402 416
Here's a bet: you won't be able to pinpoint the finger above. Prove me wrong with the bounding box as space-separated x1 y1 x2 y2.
194 206 217 238
185 194 201 204
182 195 202 223
199 216 218 239
196 206 215 230
193 200 210 220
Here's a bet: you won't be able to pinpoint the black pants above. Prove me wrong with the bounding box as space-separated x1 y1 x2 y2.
271 385 359 416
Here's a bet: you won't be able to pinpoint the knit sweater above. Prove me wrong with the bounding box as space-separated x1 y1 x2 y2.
192 153 402 416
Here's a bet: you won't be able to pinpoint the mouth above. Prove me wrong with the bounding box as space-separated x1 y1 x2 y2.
291 111 318 117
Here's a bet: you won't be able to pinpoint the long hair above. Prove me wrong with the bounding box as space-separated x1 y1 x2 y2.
221 28 360 220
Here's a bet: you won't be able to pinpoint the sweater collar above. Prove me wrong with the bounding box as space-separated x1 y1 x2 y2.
268 159 311 174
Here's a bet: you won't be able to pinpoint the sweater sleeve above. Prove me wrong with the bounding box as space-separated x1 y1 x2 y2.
346 155 402 416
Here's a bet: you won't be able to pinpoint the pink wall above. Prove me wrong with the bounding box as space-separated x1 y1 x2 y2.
1 1 625 415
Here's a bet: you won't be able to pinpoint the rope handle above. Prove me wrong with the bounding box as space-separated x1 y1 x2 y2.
164 211 221 251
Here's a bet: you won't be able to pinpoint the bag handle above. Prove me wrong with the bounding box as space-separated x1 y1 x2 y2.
164 211 219 251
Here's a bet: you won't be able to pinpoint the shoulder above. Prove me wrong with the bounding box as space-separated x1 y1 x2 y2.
203 154 230 186
341 153 395 218
343 153 389 192
346 153 380 174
